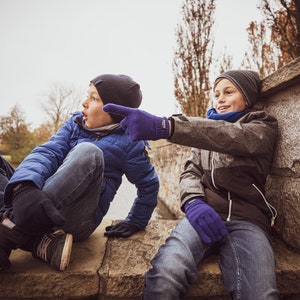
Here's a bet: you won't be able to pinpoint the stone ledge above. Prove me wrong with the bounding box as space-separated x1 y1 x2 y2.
0 220 300 299
0 219 111 300
261 56 300 97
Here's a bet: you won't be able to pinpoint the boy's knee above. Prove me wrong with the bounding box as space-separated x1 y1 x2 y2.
73 143 104 165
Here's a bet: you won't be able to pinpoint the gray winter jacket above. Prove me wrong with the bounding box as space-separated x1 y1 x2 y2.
169 108 278 233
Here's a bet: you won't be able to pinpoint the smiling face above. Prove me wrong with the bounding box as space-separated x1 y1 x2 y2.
213 78 247 114
81 84 114 128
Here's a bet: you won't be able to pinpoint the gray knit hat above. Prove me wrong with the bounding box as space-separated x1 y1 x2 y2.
90 74 142 122
214 70 261 107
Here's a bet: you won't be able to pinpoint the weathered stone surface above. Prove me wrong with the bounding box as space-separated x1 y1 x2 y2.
261 56 300 96
275 239 300 295
152 143 190 219
99 220 300 299
0 219 111 299
98 220 179 298
260 62 300 250
260 84 300 178
266 177 300 250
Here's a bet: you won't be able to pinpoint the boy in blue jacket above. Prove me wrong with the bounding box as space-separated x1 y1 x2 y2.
0 74 159 272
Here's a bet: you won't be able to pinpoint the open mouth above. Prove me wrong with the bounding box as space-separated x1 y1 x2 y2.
217 106 230 112
82 112 87 121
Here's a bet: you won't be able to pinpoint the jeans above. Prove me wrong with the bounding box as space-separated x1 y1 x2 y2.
1 143 104 242
143 217 278 300
42 142 104 241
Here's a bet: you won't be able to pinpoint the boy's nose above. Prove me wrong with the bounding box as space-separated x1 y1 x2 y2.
217 94 225 103
82 99 88 108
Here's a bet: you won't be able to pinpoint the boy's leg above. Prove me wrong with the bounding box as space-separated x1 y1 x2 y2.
219 221 278 300
143 217 212 300
43 142 104 241
1 143 104 271
0 157 24 271
31 142 104 271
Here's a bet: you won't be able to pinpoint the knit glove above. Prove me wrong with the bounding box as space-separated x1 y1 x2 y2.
12 182 65 235
184 198 228 244
103 103 169 141
104 221 141 238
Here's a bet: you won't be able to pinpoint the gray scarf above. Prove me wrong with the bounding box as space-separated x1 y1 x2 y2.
82 121 120 137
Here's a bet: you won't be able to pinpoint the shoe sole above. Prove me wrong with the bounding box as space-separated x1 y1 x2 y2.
59 233 73 271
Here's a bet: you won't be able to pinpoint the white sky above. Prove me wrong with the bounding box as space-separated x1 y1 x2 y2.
0 0 262 129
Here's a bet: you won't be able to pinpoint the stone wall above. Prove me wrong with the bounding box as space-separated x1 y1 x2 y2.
152 57 300 251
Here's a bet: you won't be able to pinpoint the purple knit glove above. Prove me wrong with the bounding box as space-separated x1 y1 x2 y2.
184 198 228 244
103 103 169 141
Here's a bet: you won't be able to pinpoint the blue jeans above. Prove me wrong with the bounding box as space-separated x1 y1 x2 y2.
143 217 278 300
41 142 104 241
1 143 103 243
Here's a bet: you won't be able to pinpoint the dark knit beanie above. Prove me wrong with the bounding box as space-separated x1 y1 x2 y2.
214 70 261 107
90 74 142 123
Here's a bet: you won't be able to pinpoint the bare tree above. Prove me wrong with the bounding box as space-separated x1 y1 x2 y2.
242 22 281 78
41 82 83 134
258 0 300 65
217 49 234 74
173 0 216 117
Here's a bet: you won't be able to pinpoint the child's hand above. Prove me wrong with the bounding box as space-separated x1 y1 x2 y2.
12 182 65 234
104 220 141 238
184 197 228 244
103 103 170 141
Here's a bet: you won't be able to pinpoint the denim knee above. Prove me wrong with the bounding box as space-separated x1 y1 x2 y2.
71 142 104 169
143 218 207 299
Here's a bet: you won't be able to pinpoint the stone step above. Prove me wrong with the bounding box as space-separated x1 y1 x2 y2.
0 220 300 299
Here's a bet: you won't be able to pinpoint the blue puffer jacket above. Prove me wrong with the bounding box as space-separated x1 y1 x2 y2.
4 112 159 229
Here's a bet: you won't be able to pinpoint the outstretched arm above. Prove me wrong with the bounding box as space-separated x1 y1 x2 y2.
103 104 171 141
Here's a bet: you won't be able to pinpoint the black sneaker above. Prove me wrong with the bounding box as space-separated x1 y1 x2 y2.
32 230 73 271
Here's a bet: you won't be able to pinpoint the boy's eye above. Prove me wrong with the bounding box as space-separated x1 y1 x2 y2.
226 89 234 94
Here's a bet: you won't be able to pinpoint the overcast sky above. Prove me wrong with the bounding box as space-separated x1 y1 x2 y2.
0 0 262 129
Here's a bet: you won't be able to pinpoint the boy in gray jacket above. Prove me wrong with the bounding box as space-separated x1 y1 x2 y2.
104 70 279 299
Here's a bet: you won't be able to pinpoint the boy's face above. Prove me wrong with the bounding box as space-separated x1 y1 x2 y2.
213 79 247 113
81 84 114 128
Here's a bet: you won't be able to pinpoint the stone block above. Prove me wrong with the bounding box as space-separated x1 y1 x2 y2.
98 220 179 299
0 219 111 299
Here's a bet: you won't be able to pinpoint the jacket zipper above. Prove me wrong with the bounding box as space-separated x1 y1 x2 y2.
211 153 233 220
226 191 232 221
252 183 277 227
211 153 218 190
211 152 277 226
